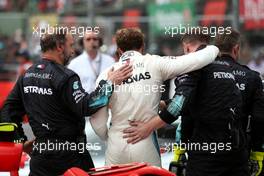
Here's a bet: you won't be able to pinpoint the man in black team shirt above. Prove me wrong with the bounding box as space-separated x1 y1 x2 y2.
0 29 132 176
123 30 250 176
215 29 264 176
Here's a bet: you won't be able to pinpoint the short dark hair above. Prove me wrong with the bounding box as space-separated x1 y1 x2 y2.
181 28 210 44
115 28 144 52
215 29 240 53
40 28 67 52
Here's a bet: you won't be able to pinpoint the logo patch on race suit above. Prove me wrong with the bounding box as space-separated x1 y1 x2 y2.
36 64 45 69
120 51 134 64
124 58 131 65
73 81 79 90
23 86 53 95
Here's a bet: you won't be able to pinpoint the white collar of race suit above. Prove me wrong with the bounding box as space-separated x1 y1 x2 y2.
119 50 142 64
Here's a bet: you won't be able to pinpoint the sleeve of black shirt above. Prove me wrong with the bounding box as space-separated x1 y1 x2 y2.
159 70 201 124
159 45 206 124
250 74 264 152
62 75 113 117
1 76 26 140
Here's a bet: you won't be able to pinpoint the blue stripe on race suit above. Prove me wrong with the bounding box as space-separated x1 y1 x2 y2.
167 95 185 117
152 131 160 157
89 96 109 109
176 120 182 144
89 82 113 109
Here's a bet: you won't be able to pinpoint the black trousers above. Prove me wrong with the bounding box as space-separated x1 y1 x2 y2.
186 150 250 176
29 149 94 176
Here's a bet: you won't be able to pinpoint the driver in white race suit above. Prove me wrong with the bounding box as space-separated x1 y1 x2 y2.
90 28 219 166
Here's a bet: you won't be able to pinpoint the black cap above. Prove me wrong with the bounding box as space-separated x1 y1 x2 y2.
16 50 30 60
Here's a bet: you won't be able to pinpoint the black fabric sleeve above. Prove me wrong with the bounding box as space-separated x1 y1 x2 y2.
250 74 264 152
159 71 201 124
1 76 26 140
62 75 113 117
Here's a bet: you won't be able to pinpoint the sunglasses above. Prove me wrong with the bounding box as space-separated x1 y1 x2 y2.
85 37 99 41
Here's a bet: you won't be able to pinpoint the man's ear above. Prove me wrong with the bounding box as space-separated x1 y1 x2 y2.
182 42 190 54
140 44 145 54
56 42 64 53
186 47 190 53
184 46 191 54
116 48 123 58
235 44 240 53
233 44 240 58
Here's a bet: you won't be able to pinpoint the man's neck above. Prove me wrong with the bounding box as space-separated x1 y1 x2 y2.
87 50 98 60
42 51 62 65
120 49 142 55
193 42 207 51
221 52 237 60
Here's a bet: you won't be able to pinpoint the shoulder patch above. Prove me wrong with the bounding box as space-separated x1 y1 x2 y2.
73 81 79 90
36 64 45 69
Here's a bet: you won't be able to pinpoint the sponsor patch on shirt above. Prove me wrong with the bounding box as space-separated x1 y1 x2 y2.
72 90 85 103
213 72 235 80
123 72 151 84
24 72 52 79
213 61 230 66
24 86 53 95
232 70 246 76
236 83 245 91
120 51 135 63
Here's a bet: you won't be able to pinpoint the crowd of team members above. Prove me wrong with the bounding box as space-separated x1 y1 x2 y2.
0 27 263 176
122 28 264 176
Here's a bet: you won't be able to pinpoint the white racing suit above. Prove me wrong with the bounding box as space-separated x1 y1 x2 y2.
90 46 219 166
